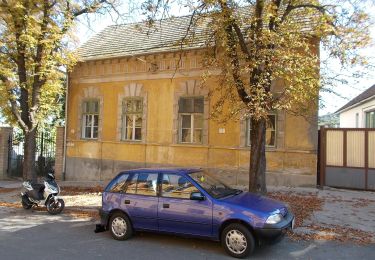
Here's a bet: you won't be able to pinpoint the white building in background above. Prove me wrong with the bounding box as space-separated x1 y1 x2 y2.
337 84 375 128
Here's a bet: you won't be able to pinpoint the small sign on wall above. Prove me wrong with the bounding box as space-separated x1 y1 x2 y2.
219 128 225 134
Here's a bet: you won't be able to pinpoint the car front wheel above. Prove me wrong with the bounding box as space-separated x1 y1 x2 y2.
109 212 133 240
221 223 255 258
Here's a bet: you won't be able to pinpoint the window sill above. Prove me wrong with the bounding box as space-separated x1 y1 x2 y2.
80 138 99 141
240 146 278 151
171 143 209 148
120 140 143 143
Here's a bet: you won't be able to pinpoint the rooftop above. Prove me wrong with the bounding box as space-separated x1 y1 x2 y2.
78 7 317 61
336 84 375 113
78 15 209 61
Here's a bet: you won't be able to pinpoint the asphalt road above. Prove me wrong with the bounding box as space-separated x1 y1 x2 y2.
0 207 374 260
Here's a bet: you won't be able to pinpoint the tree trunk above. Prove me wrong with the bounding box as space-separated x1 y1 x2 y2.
23 128 37 181
249 117 267 194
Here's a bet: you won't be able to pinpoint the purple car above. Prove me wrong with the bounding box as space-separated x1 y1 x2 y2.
98 168 294 258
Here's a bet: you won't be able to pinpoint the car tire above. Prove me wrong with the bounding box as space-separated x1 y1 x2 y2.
109 212 133 241
221 223 255 258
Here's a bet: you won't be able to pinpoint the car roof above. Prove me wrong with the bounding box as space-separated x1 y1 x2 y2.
118 168 202 175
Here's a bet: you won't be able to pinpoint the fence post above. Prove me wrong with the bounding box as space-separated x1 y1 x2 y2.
55 127 65 181
0 127 13 180
365 130 368 190
319 126 326 186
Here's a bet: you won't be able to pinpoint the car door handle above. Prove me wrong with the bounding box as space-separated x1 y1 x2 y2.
124 200 130 204
163 203 169 208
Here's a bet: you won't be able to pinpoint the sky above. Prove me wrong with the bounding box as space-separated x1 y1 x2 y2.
75 1 375 117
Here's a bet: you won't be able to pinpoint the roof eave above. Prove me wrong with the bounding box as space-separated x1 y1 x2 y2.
77 45 206 63
336 95 375 114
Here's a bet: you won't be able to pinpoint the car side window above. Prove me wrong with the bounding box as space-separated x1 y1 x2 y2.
107 173 130 193
125 173 158 196
161 174 199 199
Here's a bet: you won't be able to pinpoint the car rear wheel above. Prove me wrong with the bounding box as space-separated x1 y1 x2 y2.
109 212 133 240
221 223 255 258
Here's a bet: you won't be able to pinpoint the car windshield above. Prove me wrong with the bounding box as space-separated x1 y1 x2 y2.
189 171 241 199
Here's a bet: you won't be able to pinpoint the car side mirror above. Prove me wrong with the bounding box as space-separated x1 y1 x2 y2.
190 192 205 201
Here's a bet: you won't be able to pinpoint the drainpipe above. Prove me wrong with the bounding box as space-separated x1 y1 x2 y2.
62 72 69 181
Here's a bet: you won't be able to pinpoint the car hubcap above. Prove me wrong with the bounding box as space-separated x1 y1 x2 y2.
111 217 127 237
226 229 247 255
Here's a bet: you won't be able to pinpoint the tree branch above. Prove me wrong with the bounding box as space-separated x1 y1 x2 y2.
218 0 251 105
0 75 28 131
31 0 51 121
73 0 108 17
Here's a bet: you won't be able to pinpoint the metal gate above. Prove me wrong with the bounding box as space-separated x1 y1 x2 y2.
7 132 23 177
319 127 375 190
7 130 56 178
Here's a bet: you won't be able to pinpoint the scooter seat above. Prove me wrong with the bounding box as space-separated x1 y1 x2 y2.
31 183 45 191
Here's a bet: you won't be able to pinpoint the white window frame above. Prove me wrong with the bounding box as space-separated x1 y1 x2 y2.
121 98 143 141
178 96 204 144
246 114 277 147
179 113 203 144
81 99 99 139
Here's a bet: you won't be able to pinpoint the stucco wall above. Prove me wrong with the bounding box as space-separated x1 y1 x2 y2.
66 50 318 187
339 98 375 127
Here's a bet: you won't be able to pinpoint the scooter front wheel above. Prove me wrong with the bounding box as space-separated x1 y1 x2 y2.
46 198 65 215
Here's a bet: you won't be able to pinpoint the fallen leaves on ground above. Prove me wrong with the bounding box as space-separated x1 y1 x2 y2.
288 224 374 245
0 202 21 208
351 198 375 208
0 201 100 221
60 186 103 195
268 191 323 228
64 208 100 221
268 191 374 244
0 188 19 194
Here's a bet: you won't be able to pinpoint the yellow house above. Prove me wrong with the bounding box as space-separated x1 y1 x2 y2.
66 16 318 186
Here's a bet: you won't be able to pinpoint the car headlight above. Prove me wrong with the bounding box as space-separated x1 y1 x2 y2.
265 213 283 224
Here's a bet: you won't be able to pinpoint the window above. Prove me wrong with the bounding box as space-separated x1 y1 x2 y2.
121 98 143 141
126 173 158 196
82 100 99 139
106 173 130 193
356 113 359 128
366 111 375 128
247 114 277 147
179 97 204 143
189 171 237 199
161 174 199 199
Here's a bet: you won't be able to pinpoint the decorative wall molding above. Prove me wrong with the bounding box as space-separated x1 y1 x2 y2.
71 51 211 84
71 69 221 84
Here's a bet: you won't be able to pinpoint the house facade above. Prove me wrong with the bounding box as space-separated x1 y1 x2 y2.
65 16 318 186
337 84 375 128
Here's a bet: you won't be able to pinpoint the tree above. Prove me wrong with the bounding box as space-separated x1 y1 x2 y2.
142 0 372 193
0 0 125 181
